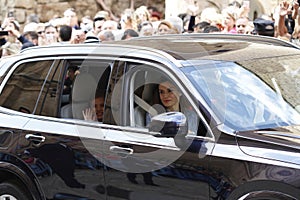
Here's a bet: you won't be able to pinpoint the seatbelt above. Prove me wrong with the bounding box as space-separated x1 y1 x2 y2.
134 95 158 116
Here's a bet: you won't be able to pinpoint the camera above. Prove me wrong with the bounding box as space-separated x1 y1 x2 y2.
0 31 9 36
8 11 14 18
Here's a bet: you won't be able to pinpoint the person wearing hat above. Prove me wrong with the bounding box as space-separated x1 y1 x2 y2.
92 11 109 36
94 10 109 21
156 20 177 35
253 18 274 37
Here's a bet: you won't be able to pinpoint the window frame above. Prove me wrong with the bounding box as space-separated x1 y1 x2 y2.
58 58 114 123
0 57 60 115
122 59 214 139
34 59 63 117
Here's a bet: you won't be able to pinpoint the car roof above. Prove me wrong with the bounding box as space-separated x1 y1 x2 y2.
114 33 299 48
112 34 300 61
18 33 300 62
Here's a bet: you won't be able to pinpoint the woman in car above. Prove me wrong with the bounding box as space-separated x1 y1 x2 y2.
146 80 198 136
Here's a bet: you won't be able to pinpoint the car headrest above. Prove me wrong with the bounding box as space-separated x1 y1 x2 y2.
72 73 97 103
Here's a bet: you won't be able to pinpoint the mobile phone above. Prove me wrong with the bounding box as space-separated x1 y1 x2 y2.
243 0 250 9
0 31 9 36
8 11 14 18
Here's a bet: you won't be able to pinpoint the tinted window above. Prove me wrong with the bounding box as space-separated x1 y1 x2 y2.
0 60 54 114
128 63 201 136
103 61 126 125
35 60 63 117
61 59 112 122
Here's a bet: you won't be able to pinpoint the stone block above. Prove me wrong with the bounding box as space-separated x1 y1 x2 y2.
37 2 70 22
15 0 34 9
15 8 26 23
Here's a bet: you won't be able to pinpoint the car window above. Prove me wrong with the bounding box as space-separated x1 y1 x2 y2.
103 60 126 125
182 59 300 130
60 59 112 123
0 60 55 114
35 60 64 117
127 63 203 136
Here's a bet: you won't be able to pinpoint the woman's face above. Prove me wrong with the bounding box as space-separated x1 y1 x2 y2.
158 81 181 111
5 22 16 31
158 24 171 35
223 14 235 27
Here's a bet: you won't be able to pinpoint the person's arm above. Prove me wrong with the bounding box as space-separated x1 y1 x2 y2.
292 1 299 19
6 26 30 44
11 30 32 45
17 35 30 44
186 2 199 33
238 1 250 18
188 16 196 33
277 1 290 37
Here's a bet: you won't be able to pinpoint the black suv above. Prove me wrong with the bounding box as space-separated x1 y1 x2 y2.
0 34 300 200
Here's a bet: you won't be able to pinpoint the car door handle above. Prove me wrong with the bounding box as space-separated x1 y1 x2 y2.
109 146 134 155
25 134 46 143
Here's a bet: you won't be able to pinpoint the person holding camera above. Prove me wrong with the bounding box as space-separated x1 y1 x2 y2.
0 17 22 57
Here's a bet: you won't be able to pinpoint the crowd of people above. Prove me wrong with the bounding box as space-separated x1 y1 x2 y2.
1 0 300 57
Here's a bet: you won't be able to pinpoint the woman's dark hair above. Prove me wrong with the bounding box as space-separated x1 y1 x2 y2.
203 25 220 33
121 29 139 40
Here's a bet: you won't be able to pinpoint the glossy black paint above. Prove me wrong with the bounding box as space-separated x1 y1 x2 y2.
0 34 299 200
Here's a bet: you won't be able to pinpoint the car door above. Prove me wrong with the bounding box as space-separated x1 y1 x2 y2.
102 60 215 200
6 58 111 199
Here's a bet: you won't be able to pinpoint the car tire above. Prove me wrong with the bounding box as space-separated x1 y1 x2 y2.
0 181 31 200
227 180 299 200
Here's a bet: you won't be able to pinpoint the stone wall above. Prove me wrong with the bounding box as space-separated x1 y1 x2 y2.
165 0 279 21
0 0 164 27
0 0 279 30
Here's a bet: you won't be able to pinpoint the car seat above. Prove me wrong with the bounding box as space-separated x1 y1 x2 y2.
60 104 73 118
71 72 97 120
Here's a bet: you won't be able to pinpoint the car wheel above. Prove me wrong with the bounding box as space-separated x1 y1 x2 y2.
227 180 299 200
0 181 30 200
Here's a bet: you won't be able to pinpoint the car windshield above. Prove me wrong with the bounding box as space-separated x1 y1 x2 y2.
181 57 300 131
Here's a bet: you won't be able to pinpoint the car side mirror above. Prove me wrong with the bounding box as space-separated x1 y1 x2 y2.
149 112 188 137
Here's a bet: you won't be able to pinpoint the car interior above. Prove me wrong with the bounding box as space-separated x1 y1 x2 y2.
132 69 169 128
60 60 111 120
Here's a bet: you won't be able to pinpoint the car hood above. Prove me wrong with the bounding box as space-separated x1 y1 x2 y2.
236 125 300 166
